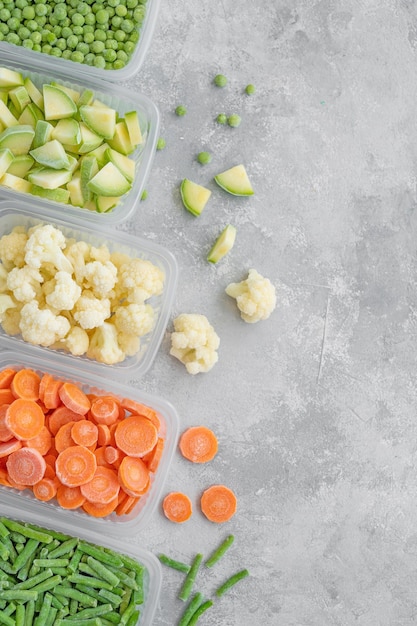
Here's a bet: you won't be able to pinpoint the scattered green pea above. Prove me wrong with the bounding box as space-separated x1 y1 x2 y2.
175 105 187 117
197 151 212 165
156 137 166 150
245 83 256 95
227 114 242 128
214 73 227 87
216 113 227 125
141 189 148 200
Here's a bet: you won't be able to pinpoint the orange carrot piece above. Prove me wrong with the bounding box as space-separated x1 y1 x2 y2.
0 468 11 486
144 437 165 473
0 388 17 405
48 406 84 436
94 446 113 469
118 455 149 496
10 369 41 402
59 383 91 416
42 377 63 409
162 492 192 523
200 485 237 523
22 425 52 456
0 368 16 389
114 415 158 458
0 438 22 458
44 454 57 468
55 445 97 487
6 475 27 490
56 484 86 510
120 398 161 430
116 493 140 516
71 420 98 448
179 426 218 464
82 496 118 518
80 466 120 504
6 447 46 486
97 424 111 447
33 477 58 501
89 396 120 426
0 405 13 442
54 421 76 454
43 463 56 480
5 399 45 440
103 445 121 466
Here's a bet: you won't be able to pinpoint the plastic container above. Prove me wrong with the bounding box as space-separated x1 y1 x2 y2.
0 57 159 225
0 0 161 83
0 504 162 625
0 200 178 379
0 350 180 536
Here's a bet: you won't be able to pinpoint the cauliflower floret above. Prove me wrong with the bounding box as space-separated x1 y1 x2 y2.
113 303 155 337
7 266 44 302
64 240 90 283
1 303 23 335
19 301 71 347
225 269 276 323
118 258 164 304
44 271 82 311
87 321 126 365
0 294 16 322
117 331 141 357
25 225 73 274
90 245 111 263
109 251 132 271
0 265 9 293
73 290 111 329
170 313 220 375
0 228 28 270
63 326 90 356
82 260 118 298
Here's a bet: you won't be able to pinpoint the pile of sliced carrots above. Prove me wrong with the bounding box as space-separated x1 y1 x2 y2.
0 367 165 518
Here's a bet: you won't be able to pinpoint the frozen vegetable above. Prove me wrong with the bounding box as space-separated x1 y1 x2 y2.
245 83 256 95
213 74 227 87
197 151 211 164
175 105 187 116
179 426 218 464
204 534 234 568
227 114 242 128
169 313 220 375
162 492 193 524
225 269 276 323
214 164 254 196
216 113 227 124
200 485 237 523
180 179 211 216
179 553 203 601
207 224 236 264
215 568 250 597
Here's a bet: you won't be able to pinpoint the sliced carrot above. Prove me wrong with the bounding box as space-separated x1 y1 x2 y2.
71 420 98 448
33 477 58 502
5 399 45 440
48 405 84 436
89 396 120 426
10 369 41 402
143 437 165 473
179 426 218 464
0 438 22 458
6 447 46 486
120 398 161 430
82 496 118 518
43 463 56 480
44 454 57 468
59 383 91 416
42 377 63 410
0 388 17 405
108 422 119 447
0 368 16 389
0 468 11 487
54 421 76 454
200 485 237 523
6 475 27 490
114 415 158 458
0 405 13 442
118 455 149 496
55 445 97 487
162 492 192 523
116 493 140 516
103 445 121 466
80 466 120 504
97 424 111 447
56 484 86 510
94 446 113 469
23 425 52 456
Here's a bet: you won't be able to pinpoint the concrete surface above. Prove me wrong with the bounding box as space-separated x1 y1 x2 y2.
120 1 417 624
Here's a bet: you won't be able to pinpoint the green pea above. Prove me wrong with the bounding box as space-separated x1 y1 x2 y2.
175 105 187 116
35 15 46 26
216 113 227 124
52 24 62 36
35 3 47 16
45 31 56 43
30 31 41 43
61 26 72 37
115 4 127 15
245 83 256 95
105 38 117 49
127 0 138 8
111 15 122 27
66 33 78 48
140 189 148 200
214 74 227 87
156 137 166 150
0 7 10 19
41 42 51 53
56 37 66 50
17 25 30 39
77 2 90 15
103 47 116 61
227 114 241 127
84 52 95 64
197 151 212 164
11 7 21 18
62 49 72 59
116 48 127 61
91 39 104 53
0 23 8 34
123 40 135 54
121 18 133 32
71 50 84 63
108 0 119 6
133 6 144 21
94 27 105 40
32 42 40 51
53 5 67 19
128 29 139 42
72 25 83 34
71 13 85 26
0 32 4 41
15 0 28 8
114 28 125 41
22 4 34 18
26 19 38 31
83 24 94 33
7 16 20 30
6 32 19 43
93 55 105 68
113 58 125 69
83 31 94 43
50 47 62 56
22 37 33 47
84 12 95 24
95 8 108 23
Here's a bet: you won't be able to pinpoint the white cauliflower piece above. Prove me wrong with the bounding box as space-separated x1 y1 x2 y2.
64 240 90 283
113 303 155 337
90 245 111 263
7 266 44 302
0 265 9 293
82 260 118 298
109 251 132 271
0 294 16 322
118 258 164 304
87 321 126 365
64 326 90 356
45 271 82 311
73 291 111 329
226 269 276 323
19 301 71 347
117 332 141 357
170 313 220 375
1 304 22 335
0 227 28 271
25 225 73 273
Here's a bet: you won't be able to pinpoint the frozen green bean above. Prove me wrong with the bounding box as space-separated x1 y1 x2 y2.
205 534 235 568
215 568 250 597
178 553 203 602
178 592 204 626
187 599 213 625
159 553 191 573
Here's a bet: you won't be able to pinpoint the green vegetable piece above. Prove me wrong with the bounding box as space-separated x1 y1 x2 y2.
24 77 44 110
53 585 97 607
178 592 204 626
31 185 71 204
95 194 120 213
214 164 254 196
140 189 148 201
78 541 123 568
87 161 131 197
76 89 94 108
156 137 166 150
0 148 14 177
205 534 234 568
0 589 38 602
213 74 227 87
215 568 250 597
77 122 103 154
28 167 72 190
0 125 35 156
178 553 203 602
175 105 187 116
180 178 211 216
197 151 211 165
158 554 191 574
33 120 54 149
0 100 19 128
0 68 23 88
0 172 32 194
227 114 241 127
7 154 34 178
11 539 39 574
187 599 213 625
51 118 81 146
207 224 236 264
80 155 99 202
30 139 70 170
86 556 120 587
124 110 143 146
9 86 30 114
106 121 133 155
245 83 256 95
0 520 53 544
80 104 116 140
18 103 45 128
43 84 77 121
216 113 227 125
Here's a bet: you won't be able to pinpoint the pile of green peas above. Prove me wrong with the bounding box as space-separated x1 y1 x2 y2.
0 0 147 70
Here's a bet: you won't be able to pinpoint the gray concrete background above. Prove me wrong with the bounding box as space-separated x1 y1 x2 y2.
120 1 417 624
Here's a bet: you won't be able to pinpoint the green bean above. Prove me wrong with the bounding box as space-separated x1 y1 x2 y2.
0 589 38 601
34 557 69 568
215 568 250 597
178 554 203 602
133 568 144 605
15 603 25 626
69 602 113 619
48 537 78 558
44 605 58 626
0 544 8 561
187 599 213 625
178 592 204 626
0 519 52 544
0 610 15 626
120 599 137 625
12 539 40 573
67 572 113 590
78 542 123 568
205 535 235 568
33 590 53 626
0 522 9 539
68 548 83 573
14 568 53 590
53 585 97 607
25 599 35 626
158 553 191 574
31 574 62 594
98 588 123 607
86 555 120 587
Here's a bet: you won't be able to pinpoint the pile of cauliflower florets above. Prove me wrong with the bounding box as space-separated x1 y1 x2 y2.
0 224 164 365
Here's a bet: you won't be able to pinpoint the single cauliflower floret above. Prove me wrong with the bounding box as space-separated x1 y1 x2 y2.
25 224 73 274
82 260 118 299
1 304 22 335
109 251 132 271
0 265 9 293
44 271 82 311
0 294 16 322
226 269 276 323
87 321 126 365
64 326 90 356
170 313 220 375
64 240 91 283
90 245 111 263
113 303 155 337
73 291 111 330
117 331 141 357
19 301 71 347
0 228 28 271
118 258 164 304
7 266 44 302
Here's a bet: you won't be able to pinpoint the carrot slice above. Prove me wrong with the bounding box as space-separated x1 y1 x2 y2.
59 383 91 415
22 425 52 456
55 445 97 487
97 424 111 447
0 388 17 405
80 466 120 504
179 426 218 464
162 492 192 523
200 485 237 523
48 406 85 436
0 438 22 458
71 420 98 448
10 369 41 402
118 455 149 496
89 396 120 426
94 446 113 469
54 421 76 454
56 484 86 510
0 368 16 389
33 477 58 502
114 415 158 458
43 463 56 480
42 377 63 409
120 398 161 430
116 493 140 516
103 445 121 466
143 437 165 473
0 405 13 442
6 447 46 486
5 399 45 440
82 497 118 518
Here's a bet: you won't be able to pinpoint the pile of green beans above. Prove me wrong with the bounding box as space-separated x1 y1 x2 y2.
0 516 146 625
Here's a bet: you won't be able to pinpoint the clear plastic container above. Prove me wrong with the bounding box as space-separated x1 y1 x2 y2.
0 58 160 225
0 0 161 83
0 200 178 379
0 350 180 536
0 504 162 625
